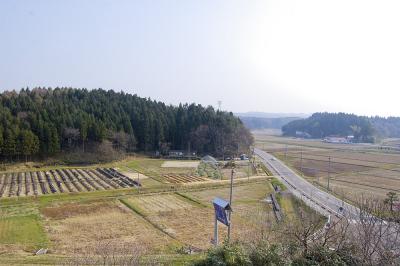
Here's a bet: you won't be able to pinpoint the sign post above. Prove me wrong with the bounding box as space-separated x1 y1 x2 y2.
214 213 218 245
228 168 234 242
212 197 232 246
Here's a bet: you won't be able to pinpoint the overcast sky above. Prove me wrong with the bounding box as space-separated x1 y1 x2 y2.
1 1 399 117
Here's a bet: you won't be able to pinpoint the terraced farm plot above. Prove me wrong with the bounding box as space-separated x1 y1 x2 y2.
0 168 139 198
122 183 274 249
125 194 193 214
41 200 174 254
163 174 208 183
123 194 224 249
187 181 272 205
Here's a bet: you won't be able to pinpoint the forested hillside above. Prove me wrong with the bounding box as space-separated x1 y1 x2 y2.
0 88 252 161
370 117 400 138
282 112 375 142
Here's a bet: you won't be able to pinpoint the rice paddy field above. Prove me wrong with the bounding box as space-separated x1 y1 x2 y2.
0 156 285 265
254 132 400 202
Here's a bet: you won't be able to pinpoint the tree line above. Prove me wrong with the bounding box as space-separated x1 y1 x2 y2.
281 112 400 143
370 116 400 138
0 88 253 161
282 112 375 142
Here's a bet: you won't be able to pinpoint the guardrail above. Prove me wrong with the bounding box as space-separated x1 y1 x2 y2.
270 193 283 222
255 150 342 219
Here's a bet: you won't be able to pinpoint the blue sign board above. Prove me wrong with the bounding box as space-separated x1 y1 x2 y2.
212 198 231 226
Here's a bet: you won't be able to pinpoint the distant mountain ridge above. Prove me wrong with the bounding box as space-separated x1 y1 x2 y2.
239 116 302 130
236 112 309 118
236 112 309 130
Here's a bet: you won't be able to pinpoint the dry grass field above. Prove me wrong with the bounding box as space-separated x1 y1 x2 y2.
255 133 400 202
121 181 274 249
41 200 175 254
125 194 193 214
161 161 200 168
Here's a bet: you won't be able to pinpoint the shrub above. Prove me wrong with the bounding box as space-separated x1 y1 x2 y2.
193 241 251 266
249 243 287 266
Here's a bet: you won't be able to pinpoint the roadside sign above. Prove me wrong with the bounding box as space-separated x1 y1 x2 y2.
212 198 232 226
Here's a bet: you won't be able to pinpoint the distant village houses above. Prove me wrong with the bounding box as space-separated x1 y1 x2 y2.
295 131 311 138
168 150 197 159
323 135 354 144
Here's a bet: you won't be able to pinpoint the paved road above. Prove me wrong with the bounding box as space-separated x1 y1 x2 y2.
256 148 400 252
255 148 360 219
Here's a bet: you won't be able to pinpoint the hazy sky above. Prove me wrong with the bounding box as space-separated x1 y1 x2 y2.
1 1 399 116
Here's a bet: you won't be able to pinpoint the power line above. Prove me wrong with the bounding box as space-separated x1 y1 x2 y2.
290 151 400 165
327 156 331 191
300 151 303 175
331 178 400 193
283 154 400 174
289 165 400 183
259 140 400 154
264 148 400 165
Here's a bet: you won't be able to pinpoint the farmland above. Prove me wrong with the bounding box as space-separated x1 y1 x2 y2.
121 181 276 250
0 168 139 198
255 132 400 202
0 156 290 265
122 158 262 184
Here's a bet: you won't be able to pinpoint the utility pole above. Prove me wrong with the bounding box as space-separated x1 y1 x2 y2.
137 172 140 193
327 156 331 191
285 145 288 161
227 168 234 242
247 161 250 181
300 151 303 176
341 189 345 208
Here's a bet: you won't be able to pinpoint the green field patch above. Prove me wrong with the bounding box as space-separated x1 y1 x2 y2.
278 195 296 220
0 203 39 218
0 214 48 250
270 178 287 191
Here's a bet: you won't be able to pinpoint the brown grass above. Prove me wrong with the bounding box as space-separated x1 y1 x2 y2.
125 194 193 214
186 181 271 204
42 200 174 254
41 201 113 220
120 183 275 249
